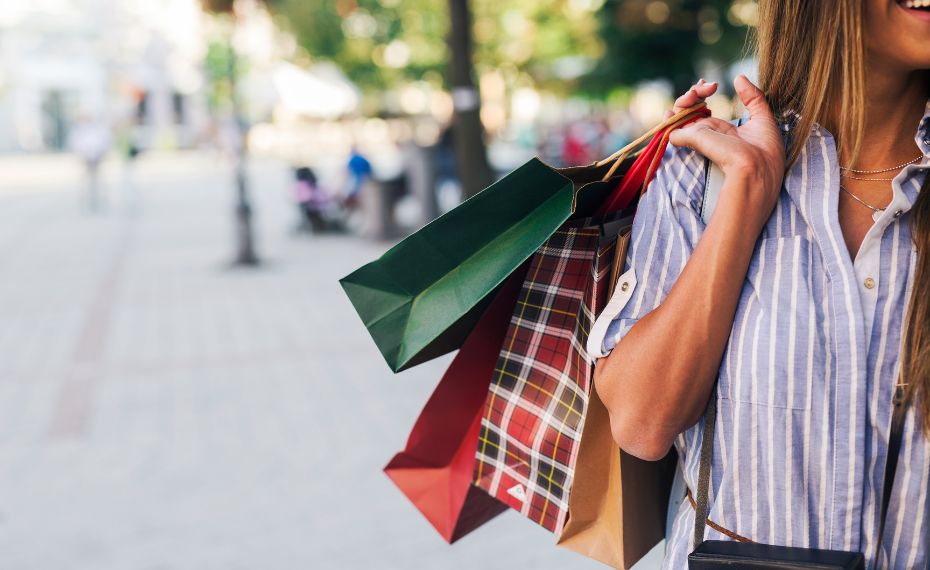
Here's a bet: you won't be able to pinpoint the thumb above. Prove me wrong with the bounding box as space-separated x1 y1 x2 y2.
734 74 774 123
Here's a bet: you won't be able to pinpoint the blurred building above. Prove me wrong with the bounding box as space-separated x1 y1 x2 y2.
0 0 210 153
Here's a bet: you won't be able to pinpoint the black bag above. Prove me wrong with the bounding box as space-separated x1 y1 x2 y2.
687 378 908 569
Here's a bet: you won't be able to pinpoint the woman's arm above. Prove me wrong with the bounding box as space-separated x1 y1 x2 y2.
594 75 786 461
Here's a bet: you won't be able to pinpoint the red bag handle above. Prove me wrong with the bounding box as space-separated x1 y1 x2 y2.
596 106 710 216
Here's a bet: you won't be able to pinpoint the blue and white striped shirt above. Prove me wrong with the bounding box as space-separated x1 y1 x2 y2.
590 99 930 569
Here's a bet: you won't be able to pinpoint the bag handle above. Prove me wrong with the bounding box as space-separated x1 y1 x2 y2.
698 115 743 224
593 106 711 217
595 102 709 174
599 104 710 185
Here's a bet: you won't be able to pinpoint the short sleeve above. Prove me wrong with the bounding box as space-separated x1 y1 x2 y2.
587 144 709 358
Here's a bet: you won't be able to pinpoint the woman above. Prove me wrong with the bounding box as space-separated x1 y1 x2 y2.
589 1 930 568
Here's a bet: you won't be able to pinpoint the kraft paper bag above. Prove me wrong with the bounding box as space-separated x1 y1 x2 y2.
557 386 677 568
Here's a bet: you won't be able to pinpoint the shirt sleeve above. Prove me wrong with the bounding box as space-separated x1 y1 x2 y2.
587 144 709 358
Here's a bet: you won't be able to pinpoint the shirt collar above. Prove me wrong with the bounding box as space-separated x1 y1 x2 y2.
915 97 930 158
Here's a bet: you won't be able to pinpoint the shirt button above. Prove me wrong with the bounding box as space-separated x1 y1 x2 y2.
894 210 903 218
620 281 630 292
864 277 876 290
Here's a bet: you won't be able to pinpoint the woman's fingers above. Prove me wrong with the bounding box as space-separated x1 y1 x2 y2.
665 79 718 118
691 117 738 136
668 121 743 167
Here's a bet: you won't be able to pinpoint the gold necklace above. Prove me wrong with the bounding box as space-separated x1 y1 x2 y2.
839 153 923 174
840 185 887 222
841 173 896 182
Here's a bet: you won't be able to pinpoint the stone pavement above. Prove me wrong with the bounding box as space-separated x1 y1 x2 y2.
0 152 663 569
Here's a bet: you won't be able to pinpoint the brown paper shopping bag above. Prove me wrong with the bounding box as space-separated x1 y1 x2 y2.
556 386 677 569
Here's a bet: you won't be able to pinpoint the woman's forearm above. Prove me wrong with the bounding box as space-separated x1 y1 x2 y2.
594 168 771 460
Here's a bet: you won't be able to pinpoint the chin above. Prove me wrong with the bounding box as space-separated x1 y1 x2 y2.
869 0 930 70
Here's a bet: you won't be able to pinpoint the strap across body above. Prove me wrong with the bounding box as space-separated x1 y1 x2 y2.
692 381 909 553
691 157 930 555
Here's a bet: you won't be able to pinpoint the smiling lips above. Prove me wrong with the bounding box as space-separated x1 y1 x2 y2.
900 0 930 8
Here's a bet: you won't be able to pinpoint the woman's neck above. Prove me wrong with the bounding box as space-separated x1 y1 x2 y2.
845 67 928 170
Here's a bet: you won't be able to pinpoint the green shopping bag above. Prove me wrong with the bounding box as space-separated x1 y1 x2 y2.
339 158 624 372
339 104 707 372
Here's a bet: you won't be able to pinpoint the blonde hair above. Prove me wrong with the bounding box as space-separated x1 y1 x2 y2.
754 0 866 169
753 0 930 436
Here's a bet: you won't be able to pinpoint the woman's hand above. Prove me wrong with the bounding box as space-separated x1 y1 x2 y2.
668 75 786 226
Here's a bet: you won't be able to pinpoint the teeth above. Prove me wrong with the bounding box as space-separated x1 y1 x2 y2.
902 0 930 8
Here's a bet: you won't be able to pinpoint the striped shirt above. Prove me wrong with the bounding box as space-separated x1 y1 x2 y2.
589 99 930 569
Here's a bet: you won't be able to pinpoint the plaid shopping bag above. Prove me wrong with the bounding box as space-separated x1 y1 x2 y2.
473 220 617 534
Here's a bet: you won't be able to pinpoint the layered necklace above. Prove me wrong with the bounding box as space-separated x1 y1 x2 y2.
839 153 923 221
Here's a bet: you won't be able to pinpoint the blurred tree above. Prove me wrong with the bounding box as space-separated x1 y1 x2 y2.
270 0 449 92
585 0 753 95
469 0 603 92
449 0 492 198
269 0 603 93
202 0 264 266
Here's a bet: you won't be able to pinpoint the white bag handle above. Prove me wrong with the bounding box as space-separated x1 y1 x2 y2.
699 115 743 225
701 161 726 225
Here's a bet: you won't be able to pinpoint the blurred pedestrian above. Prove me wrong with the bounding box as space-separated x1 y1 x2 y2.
560 124 591 167
118 122 144 214
344 145 372 209
69 115 111 212
294 166 330 233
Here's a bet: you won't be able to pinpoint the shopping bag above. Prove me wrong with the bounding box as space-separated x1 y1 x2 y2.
556 384 678 568
339 104 710 373
382 263 527 543
472 105 708 535
472 222 616 534
340 159 626 373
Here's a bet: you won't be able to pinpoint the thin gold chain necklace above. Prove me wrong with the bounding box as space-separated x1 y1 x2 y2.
840 185 887 221
839 153 923 174
841 173 897 181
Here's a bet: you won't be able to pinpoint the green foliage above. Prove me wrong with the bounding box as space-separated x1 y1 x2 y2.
268 0 750 95
271 0 603 93
270 0 449 91
204 40 235 111
470 0 603 89
584 0 751 95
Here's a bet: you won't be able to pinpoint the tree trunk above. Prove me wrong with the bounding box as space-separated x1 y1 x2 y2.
447 0 492 199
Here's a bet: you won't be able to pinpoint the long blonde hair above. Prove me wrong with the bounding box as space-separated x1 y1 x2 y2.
754 0 866 168
753 0 930 436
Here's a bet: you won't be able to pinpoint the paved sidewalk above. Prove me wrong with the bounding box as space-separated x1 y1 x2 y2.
0 152 663 569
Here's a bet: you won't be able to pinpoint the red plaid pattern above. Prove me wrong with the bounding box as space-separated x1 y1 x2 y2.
473 221 616 534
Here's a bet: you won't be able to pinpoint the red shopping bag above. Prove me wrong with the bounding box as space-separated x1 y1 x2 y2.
383 264 527 543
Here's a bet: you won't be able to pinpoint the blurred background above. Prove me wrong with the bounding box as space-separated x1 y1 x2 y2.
0 1 757 568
